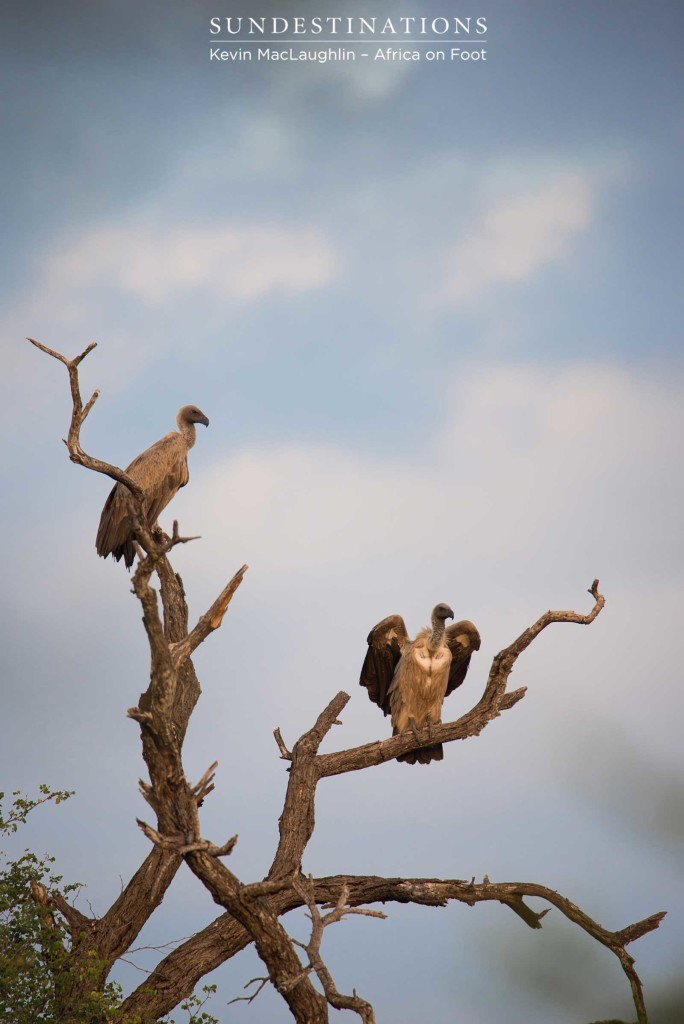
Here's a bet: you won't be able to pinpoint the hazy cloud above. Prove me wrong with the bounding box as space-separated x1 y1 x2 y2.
433 174 595 304
189 361 682 580
45 222 337 304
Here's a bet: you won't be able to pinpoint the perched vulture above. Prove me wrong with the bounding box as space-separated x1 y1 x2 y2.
95 405 209 569
360 604 481 764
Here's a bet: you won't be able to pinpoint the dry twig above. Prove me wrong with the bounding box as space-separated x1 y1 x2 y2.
289 876 385 1024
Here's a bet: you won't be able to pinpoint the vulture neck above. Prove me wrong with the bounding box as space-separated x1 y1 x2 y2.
428 614 446 653
176 414 197 449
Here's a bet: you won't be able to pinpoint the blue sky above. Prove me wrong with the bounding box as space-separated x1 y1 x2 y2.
2 2 683 1022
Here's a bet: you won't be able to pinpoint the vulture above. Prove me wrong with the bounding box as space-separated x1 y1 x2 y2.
360 604 481 764
95 405 209 569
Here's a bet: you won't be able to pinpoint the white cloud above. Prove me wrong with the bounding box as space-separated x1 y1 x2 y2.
188 362 682 581
433 174 594 304
44 222 337 304
0 215 338 413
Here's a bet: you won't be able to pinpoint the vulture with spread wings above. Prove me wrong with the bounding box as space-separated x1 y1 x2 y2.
360 604 481 764
96 405 209 569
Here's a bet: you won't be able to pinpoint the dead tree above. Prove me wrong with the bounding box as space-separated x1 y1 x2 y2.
27 337 666 1024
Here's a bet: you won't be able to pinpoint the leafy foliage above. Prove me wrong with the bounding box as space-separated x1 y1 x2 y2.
0 788 219 1024
163 985 219 1024
0 788 122 1024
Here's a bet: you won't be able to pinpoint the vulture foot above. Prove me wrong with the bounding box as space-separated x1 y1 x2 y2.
407 718 421 742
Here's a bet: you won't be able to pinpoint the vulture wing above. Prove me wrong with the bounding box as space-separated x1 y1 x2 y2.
96 432 189 568
445 620 481 696
359 614 409 715
131 433 190 525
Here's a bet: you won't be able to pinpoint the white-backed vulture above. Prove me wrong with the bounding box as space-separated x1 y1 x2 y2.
360 604 481 764
95 405 209 569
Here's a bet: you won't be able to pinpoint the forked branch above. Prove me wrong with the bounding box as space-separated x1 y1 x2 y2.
290 876 385 1024
170 563 249 668
27 337 144 502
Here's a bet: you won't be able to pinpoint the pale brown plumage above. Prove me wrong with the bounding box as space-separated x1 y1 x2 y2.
95 405 209 569
360 604 481 764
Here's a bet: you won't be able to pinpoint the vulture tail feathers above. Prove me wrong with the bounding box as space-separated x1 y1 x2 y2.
96 484 136 569
397 743 443 765
392 723 444 765
114 538 136 570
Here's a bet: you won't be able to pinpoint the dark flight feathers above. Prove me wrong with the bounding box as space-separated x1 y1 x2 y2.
360 615 408 715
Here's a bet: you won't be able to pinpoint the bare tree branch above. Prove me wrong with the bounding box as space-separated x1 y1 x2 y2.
136 818 238 857
123 869 663 1023
289 876 384 1024
274 726 293 760
181 849 331 1023
269 692 350 879
170 563 249 669
315 686 526 779
93 849 183 963
227 975 271 1007
159 520 201 554
28 338 144 502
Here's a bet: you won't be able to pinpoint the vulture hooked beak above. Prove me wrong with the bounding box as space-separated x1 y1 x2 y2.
181 405 210 428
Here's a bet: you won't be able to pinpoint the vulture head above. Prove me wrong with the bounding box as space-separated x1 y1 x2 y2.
432 603 455 622
178 405 210 428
